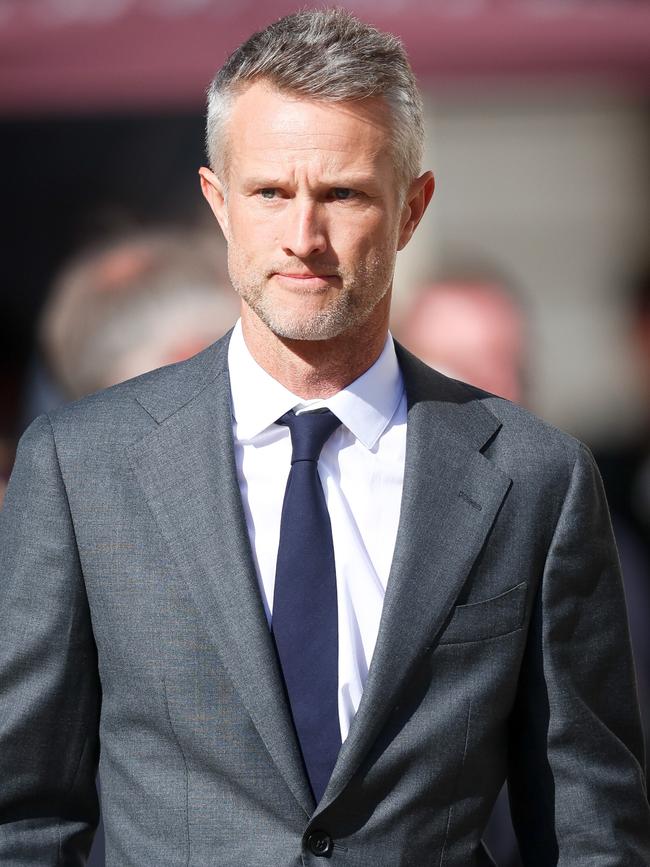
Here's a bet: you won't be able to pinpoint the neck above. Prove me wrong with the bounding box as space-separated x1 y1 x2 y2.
240 296 391 399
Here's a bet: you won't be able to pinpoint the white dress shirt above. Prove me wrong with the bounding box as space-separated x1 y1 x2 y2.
227 320 407 741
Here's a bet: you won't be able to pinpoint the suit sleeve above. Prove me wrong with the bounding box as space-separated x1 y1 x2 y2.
508 442 650 866
0 414 101 865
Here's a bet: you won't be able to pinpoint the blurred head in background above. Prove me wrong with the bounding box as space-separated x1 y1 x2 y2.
38 229 238 401
396 262 529 406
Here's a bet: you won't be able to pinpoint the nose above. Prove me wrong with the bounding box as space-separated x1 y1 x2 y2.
281 198 328 259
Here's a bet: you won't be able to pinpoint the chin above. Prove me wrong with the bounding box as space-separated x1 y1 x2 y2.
266 317 348 342
239 290 350 341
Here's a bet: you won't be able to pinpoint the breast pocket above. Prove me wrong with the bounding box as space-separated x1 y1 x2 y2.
438 581 527 645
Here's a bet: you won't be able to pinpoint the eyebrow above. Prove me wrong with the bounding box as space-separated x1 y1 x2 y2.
243 177 284 187
242 175 379 189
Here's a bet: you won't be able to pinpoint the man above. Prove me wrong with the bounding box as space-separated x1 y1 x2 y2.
1 9 649 866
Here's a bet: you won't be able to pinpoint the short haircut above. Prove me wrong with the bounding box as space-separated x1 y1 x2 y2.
205 8 424 191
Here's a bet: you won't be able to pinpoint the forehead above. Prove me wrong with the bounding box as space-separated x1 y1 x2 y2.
226 80 395 178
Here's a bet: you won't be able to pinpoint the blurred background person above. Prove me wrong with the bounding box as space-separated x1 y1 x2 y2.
23 228 238 422
395 262 529 405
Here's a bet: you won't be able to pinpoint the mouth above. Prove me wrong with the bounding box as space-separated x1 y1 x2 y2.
272 272 339 291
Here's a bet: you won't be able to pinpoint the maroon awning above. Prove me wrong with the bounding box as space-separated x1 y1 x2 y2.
1 0 650 115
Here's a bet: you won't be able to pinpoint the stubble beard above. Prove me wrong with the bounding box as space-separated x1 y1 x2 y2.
227 247 394 341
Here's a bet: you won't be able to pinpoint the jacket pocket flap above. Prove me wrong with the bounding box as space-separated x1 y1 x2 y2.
438 581 527 645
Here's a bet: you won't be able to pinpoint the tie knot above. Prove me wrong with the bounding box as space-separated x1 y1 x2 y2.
277 409 342 463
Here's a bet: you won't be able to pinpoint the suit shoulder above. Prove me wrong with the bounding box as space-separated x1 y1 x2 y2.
474 389 596 510
447 376 597 511
396 342 585 477
11 413 59 481
480 390 583 459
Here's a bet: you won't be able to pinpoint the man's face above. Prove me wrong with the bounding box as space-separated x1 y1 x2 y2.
201 81 419 341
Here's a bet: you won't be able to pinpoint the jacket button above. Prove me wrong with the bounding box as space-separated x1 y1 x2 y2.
306 830 333 856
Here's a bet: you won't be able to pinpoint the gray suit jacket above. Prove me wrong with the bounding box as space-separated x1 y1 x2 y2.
1 333 649 866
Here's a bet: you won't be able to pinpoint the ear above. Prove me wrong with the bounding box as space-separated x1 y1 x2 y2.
397 171 435 251
199 166 229 240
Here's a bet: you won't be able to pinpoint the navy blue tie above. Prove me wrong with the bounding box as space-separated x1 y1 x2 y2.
272 408 342 803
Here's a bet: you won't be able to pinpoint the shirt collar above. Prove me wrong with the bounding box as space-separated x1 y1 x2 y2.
227 319 404 449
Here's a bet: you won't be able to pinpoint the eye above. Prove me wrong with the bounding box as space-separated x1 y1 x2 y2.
331 188 356 201
259 188 277 199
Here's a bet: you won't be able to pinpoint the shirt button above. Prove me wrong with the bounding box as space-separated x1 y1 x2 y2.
306 830 333 856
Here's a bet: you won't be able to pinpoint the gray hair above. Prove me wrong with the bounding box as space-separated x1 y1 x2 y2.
205 8 424 191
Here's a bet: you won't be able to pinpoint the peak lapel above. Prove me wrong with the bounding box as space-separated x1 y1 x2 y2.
127 337 314 816
319 347 512 811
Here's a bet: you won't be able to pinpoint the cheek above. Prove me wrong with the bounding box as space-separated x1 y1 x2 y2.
228 199 259 235
230 210 279 255
228 207 250 242
344 218 398 264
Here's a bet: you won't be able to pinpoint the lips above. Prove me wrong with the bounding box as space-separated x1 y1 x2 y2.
271 272 340 293
275 272 336 280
